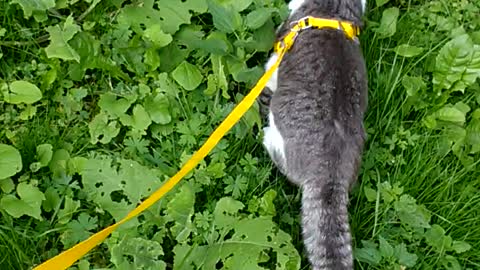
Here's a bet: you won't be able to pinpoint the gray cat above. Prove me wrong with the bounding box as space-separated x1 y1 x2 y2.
259 0 368 269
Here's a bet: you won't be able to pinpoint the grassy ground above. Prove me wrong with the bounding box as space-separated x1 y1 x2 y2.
1 0 479 269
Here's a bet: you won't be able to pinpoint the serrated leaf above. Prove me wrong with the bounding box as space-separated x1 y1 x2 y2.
379 236 394 258
175 198 300 270
441 255 461 270
98 93 135 119
245 8 272 29
165 184 195 242
393 243 417 267
144 93 171 124
394 44 424 57
364 186 377 202
45 16 81 62
118 0 207 35
143 24 173 47
425 224 452 251
402 75 426 96
118 159 162 206
110 237 166 270
88 113 121 144
394 194 431 228
119 104 152 131
0 144 22 179
3 80 42 104
0 182 45 220
81 157 132 222
11 0 55 18
172 61 203 91
207 0 243 33
354 242 382 265
375 7 399 38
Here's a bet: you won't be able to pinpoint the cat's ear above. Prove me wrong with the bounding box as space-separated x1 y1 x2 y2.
288 0 306 14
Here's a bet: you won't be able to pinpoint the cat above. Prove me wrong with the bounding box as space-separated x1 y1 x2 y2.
259 0 368 269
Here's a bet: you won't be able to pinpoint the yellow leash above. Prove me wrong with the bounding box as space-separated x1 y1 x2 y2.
33 16 358 270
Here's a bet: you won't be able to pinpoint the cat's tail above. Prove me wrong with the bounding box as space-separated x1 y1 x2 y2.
301 180 353 270
300 135 362 270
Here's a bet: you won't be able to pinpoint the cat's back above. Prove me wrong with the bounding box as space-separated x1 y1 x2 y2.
271 28 367 137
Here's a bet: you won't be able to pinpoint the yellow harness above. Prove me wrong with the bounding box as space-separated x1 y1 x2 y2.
33 17 359 270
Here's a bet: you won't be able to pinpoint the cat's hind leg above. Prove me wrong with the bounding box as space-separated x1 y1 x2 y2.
263 112 287 174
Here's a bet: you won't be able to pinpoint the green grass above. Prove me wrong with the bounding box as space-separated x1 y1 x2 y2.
1 0 480 269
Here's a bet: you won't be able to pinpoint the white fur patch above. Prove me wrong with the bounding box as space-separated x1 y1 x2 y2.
265 53 279 91
288 0 306 14
263 112 286 162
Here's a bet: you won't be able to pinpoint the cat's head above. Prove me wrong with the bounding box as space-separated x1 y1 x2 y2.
288 0 367 17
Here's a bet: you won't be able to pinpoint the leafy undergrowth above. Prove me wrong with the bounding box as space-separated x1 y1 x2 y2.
0 0 479 269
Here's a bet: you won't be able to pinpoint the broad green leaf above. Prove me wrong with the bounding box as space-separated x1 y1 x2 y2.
98 93 135 119
435 106 466 124
375 0 389 7
466 119 480 153
89 113 121 144
452 240 471 253
119 104 152 131
11 0 55 18
143 24 173 47
0 182 45 220
144 93 171 124
441 255 461 270
3 81 42 104
42 186 61 212
402 75 426 96
354 241 381 265
110 237 166 270
433 34 480 92
165 184 195 242
175 198 300 270
393 243 417 267
425 224 452 251
246 8 273 29
19 105 37 120
81 157 132 223
394 194 431 228
118 159 162 205
57 196 80 224
49 149 70 178
172 61 203 91
118 0 207 35
258 189 277 216
394 44 424 57
364 186 377 202
207 0 243 33
45 16 81 62
0 178 15 193
375 7 399 38
36 144 53 167
379 236 394 258
0 144 22 179
218 0 252 11
61 213 98 248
